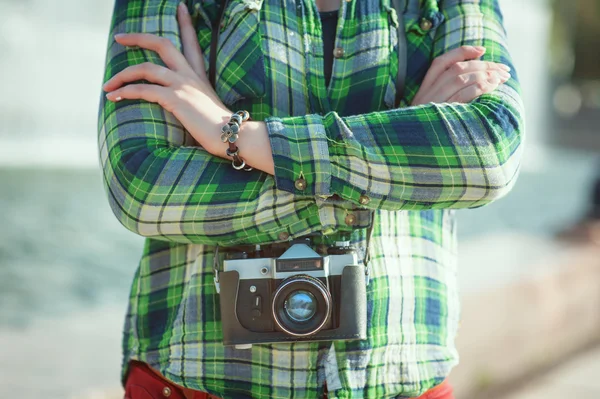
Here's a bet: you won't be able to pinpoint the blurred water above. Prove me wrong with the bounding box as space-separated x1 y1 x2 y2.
0 168 142 398
0 169 142 327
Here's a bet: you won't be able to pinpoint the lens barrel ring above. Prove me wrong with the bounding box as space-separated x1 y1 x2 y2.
271 274 332 337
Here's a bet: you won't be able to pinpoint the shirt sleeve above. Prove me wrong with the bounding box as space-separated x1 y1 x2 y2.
265 0 525 211
97 0 363 246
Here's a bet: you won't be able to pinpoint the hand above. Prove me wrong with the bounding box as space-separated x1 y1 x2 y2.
103 2 230 153
411 46 511 106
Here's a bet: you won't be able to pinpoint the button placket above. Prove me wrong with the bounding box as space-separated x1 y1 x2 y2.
314 0 351 110
329 1 348 91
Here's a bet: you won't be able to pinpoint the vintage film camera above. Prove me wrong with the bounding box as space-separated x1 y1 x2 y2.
216 239 368 348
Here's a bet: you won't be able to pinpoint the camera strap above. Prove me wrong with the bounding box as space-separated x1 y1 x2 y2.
208 0 230 89
391 0 407 107
213 245 221 293
363 211 375 285
363 0 405 282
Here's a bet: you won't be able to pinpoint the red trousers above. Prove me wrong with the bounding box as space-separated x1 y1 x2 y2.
125 360 454 399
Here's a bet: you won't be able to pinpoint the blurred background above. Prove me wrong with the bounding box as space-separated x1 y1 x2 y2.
0 0 599 398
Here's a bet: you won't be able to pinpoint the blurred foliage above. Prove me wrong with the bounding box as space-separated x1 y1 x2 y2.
573 0 600 79
550 0 600 80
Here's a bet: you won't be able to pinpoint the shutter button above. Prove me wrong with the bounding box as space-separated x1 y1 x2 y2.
162 387 172 397
295 178 307 190
333 47 345 58
419 18 433 31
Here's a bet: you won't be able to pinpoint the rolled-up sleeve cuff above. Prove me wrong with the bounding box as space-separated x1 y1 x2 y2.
264 114 332 196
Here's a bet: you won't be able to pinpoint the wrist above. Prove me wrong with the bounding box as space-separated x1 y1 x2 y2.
238 121 274 175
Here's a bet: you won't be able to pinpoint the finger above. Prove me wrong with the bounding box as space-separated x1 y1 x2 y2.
114 33 195 76
103 63 176 92
105 84 173 108
177 2 206 78
454 60 510 73
447 75 503 104
421 46 487 91
442 70 508 103
414 65 509 105
428 65 510 103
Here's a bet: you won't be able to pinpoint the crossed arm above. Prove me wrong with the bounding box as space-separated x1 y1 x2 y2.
98 0 524 245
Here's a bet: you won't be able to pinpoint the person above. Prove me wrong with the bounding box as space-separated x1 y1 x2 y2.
97 0 524 398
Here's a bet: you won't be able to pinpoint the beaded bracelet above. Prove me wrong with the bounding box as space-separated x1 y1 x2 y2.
220 110 253 171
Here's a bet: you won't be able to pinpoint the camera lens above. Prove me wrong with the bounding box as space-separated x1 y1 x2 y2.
284 290 317 322
272 275 332 337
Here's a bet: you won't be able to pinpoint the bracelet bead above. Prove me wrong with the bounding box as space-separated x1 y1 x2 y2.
236 110 250 121
232 157 247 170
228 133 239 143
230 113 243 125
222 110 252 172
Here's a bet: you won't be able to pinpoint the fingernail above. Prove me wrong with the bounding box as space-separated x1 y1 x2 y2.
106 93 122 101
114 33 125 39
474 46 486 52
500 64 511 72
179 2 188 14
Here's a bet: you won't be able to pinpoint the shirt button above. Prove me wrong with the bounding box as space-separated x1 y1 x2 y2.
333 47 344 58
345 213 357 226
279 231 290 241
162 387 172 397
419 18 433 31
294 178 307 191
359 195 370 205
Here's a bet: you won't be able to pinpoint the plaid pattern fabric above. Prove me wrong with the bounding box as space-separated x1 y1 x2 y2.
97 0 524 398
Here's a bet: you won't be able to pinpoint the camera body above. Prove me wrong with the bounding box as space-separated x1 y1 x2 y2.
218 242 367 347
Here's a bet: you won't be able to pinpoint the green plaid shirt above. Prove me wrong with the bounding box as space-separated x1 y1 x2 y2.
98 0 524 397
